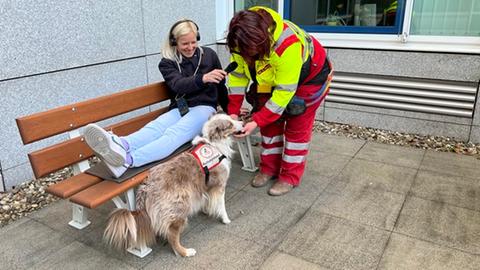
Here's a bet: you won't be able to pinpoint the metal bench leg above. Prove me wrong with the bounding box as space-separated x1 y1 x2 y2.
68 129 91 175
68 203 91 229
127 245 152 258
236 135 258 172
111 188 136 210
125 188 136 210
67 129 92 230
112 188 153 258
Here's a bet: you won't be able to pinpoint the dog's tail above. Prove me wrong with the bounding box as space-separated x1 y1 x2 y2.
103 208 155 251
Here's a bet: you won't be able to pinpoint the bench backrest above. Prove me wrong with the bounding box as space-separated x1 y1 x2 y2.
16 82 171 179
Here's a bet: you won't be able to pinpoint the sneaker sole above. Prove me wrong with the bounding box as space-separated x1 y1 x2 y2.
84 125 125 166
101 160 127 178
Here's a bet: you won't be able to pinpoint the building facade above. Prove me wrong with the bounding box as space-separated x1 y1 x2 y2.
1 0 479 190
0 0 219 190
216 0 480 142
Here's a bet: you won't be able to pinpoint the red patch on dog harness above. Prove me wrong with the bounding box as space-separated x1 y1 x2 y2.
190 143 225 175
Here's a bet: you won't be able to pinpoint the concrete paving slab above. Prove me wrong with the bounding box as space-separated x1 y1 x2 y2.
29 197 200 268
411 169 480 211
228 157 257 190
356 141 425 169
420 150 480 180
31 241 135 270
245 160 334 207
306 151 352 179
313 179 405 230
226 184 244 201
295 168 335 206
260 251 329 270
378 233 480 270
0 218 74 270
142 224 272 270
334 158 417 194
210 189 310 247
41 200 199 268
76 211 200 269
28 200 113 241
395 196 480 254
3 134 480 269
310 133 366 156
25 197 161 269
78 219 171 268
278 211 390 270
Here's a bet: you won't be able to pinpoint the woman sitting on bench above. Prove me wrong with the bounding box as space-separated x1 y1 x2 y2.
83 19 228 178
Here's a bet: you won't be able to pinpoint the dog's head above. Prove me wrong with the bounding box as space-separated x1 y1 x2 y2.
202 113 243 142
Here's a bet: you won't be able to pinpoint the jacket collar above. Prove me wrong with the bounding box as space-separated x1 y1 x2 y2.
249 6 284 42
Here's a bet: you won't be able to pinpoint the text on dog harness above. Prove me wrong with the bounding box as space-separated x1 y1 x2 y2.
190 143 226 184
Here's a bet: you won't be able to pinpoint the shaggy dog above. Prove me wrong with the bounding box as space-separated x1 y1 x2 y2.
103 114 243 257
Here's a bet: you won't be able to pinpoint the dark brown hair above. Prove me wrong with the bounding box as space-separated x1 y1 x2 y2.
227 9 275 66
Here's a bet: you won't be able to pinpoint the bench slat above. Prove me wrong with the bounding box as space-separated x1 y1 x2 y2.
69 171 148 209
29 108 167 178
46 173 102 198
16 82 170 144
29 138 94 179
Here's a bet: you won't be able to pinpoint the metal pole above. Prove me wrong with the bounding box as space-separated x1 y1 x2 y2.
0 160 5 192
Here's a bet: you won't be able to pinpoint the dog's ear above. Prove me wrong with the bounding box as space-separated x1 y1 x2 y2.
207 119 234 141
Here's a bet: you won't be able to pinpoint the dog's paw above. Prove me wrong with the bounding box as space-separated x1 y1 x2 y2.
173 248 197 257
185 248 197 257
221 217 231 224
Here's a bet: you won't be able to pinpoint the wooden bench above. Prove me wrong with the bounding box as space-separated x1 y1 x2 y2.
15 81 257 257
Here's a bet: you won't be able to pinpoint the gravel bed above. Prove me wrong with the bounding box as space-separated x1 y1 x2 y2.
315 121 480 157
0 167 72 227
1 121 479 228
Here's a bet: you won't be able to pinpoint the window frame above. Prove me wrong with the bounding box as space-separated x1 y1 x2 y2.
215 0 480 54
284 0 407 34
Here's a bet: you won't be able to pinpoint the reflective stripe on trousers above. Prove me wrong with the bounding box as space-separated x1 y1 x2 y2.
258 97 321 186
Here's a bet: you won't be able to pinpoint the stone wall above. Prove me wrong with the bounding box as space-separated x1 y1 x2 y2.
0 0 218 189
322 49 480 142
217 45 480 143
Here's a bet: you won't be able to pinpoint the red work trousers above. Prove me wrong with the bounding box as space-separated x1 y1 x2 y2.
258 84 324 186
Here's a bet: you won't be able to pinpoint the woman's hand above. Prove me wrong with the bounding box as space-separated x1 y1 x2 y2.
234 121 258 138
203 69 227 84
230 114 239 120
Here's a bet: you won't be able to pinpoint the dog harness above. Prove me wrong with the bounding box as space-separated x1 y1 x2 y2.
190 143 226 184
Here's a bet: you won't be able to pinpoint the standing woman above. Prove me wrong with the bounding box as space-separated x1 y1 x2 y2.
227 7 333 196
83 19 228 178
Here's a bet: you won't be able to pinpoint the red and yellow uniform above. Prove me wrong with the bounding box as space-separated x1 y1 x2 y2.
227 6 333 186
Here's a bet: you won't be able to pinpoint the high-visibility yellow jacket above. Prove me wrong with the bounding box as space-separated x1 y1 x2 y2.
227 6 326 128
385 1 397 14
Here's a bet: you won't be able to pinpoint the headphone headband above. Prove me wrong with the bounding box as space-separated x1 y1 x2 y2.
169 19 200 46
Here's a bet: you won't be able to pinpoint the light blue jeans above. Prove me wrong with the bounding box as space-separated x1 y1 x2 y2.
123 105 216 167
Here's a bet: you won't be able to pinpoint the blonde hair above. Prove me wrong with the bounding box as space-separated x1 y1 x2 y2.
162 20 199 61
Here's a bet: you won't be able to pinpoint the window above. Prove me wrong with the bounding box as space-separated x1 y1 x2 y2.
234 0 278 12
285 0 405 34
216 0 480 53
410 0 480 36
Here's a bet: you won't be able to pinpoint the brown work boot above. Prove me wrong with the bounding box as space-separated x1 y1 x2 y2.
251 172 274 187
268 181 294 196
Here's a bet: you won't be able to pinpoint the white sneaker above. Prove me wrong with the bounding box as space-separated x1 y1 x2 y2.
84 124 127 166
102 160 129 178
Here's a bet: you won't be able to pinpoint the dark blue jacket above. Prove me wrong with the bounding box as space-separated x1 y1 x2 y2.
158 47 228 112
